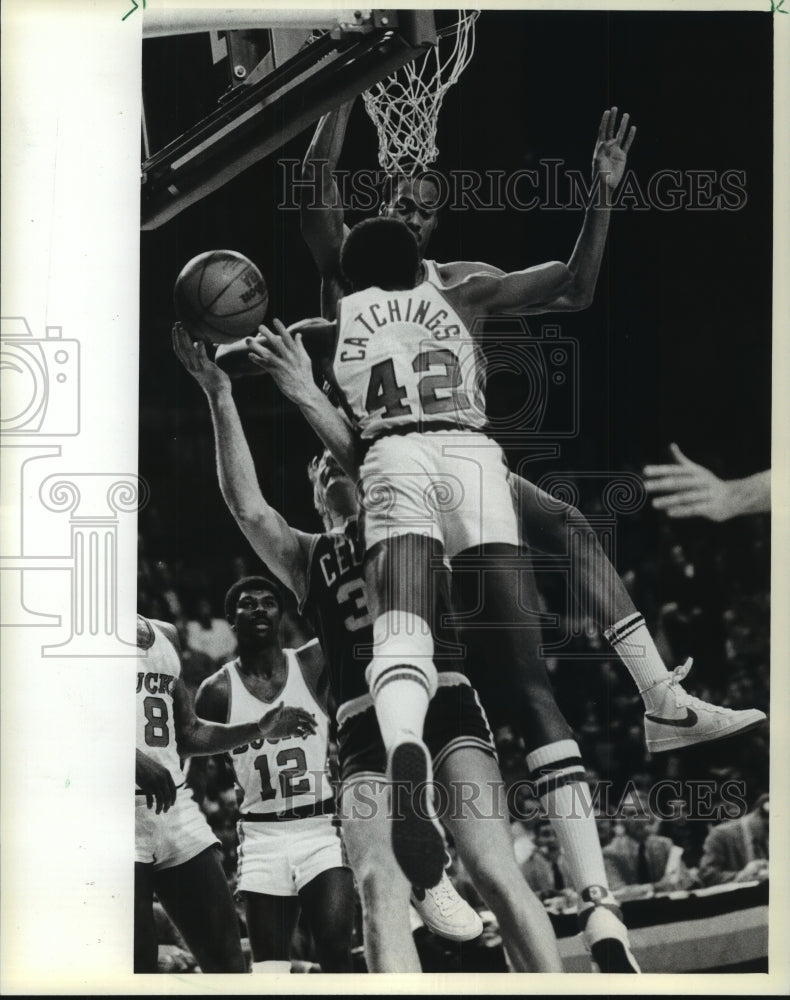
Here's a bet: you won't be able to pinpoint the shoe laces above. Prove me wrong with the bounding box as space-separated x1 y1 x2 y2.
665 658 732 716
426 873 462 916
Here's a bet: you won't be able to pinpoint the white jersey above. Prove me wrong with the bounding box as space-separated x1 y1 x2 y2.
334 279 487 440
136 616 184 789
222 649 333 815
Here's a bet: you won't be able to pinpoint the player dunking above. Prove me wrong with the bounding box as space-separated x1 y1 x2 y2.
134 613 316 973
173 325 564 972
193 576 355 973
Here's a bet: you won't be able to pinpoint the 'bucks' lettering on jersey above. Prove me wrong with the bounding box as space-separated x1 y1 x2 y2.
135 616 184 788
224 649 333 814
334 281 487 440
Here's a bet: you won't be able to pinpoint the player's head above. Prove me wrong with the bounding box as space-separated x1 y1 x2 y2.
620 791 658 843
534 818 560 859
224 575 284 644
380 172 441 254
307 450 358 528
340 217 420 292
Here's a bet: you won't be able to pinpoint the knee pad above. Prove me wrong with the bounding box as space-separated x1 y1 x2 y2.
365 611 438 700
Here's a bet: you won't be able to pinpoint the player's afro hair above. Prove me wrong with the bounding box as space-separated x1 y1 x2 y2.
224 574 285 622
340 217 420 292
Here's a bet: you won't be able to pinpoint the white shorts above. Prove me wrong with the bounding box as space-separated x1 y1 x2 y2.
236 814 345 896
135 786 219 871
359 430 519 558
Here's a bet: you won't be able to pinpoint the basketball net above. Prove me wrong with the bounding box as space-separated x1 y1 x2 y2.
362 10 479 176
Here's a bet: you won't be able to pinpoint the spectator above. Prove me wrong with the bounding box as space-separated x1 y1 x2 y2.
603 793 696 893
186 597 238 666
520 819 574 901
698 794 769 886
174 617 216 707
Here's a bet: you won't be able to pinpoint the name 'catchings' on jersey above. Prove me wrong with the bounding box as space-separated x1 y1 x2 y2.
334 279 487 440
222 649 334 815
136 615 185 790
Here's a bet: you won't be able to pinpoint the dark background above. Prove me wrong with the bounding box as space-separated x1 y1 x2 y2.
139 9 772 623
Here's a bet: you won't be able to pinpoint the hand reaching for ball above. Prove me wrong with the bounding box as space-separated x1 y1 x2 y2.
246 319 315 405
172 321 232 395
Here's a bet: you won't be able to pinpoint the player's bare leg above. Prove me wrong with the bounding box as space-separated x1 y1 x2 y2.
339 775 422 971
134 862 159 973
452 543 638 972
364 533 446 888
438 748 562 972
243 892 300 973
154 846 247 972
514 477 766 751
297 867 355 972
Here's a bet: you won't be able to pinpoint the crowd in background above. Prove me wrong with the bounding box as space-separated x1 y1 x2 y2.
138 479 770 971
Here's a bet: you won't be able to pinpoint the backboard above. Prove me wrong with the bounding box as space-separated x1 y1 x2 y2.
141 9 438 229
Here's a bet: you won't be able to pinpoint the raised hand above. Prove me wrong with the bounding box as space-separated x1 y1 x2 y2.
593 107 636 190
246 319 314 405
172 321 231 394
259 702 318 741
136 749 177 814
643 443 732 521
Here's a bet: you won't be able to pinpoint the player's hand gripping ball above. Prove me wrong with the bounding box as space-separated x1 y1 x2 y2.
173 250 268 345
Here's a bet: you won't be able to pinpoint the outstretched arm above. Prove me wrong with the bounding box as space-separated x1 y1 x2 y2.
247 319 361 479
300 103 354 319
643 444 770 521
174 677 317 757
172 323 312 597
545 107 636 312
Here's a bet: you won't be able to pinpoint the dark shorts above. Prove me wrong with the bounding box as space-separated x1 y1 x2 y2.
336 672 497 785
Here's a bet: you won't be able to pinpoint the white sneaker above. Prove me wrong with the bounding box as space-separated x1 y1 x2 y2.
388 739 446 889
578 886 640 973
411 870 483 942
644 659 766 753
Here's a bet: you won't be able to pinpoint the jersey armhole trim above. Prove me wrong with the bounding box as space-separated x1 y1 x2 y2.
293 645 330 719
297 534 322 616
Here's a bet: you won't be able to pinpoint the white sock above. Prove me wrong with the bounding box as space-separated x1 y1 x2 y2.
371 670 431 751
366 611 437 751
252 960 291 973
604 613 672 711
527 740 608 893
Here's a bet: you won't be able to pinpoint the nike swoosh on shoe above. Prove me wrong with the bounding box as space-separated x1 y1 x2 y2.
644 708 699 728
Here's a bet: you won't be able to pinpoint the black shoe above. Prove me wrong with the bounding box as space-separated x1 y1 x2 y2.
388 740 445 889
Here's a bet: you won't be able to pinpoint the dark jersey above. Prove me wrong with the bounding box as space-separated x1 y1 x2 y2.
299 517 464 707
300 519 372 705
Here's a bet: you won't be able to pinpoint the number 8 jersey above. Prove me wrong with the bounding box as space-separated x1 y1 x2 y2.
333 278 487 440
136 615 184 790
222 648 333 815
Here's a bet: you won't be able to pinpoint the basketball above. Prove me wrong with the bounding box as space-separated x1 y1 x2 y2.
173 250 269 345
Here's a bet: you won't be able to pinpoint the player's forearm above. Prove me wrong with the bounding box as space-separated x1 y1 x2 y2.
303 103 354 178
204 385 267 523
725 469 771 517
561 195 612 310
294 383 360 479
300 105 353 265
179 718 264 757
